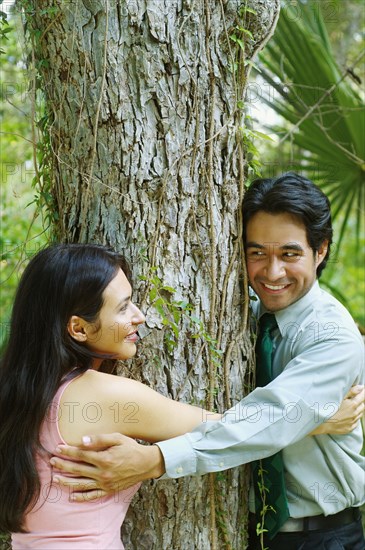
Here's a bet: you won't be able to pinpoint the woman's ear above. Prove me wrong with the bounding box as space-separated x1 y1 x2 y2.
67 316 87 342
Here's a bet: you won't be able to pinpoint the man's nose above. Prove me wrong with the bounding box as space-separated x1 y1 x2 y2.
265 256 285 280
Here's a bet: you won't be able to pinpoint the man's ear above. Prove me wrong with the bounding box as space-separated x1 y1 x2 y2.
316 240 329 267
67 315 88 342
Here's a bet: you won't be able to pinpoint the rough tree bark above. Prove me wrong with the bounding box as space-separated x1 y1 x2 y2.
22 0 280 548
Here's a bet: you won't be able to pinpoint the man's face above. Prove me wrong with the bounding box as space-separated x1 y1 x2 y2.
245 211 328 312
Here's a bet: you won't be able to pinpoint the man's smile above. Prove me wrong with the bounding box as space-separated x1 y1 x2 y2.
260 282 293 293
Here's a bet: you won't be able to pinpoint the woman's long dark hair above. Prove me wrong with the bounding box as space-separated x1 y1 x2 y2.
0 243 130 533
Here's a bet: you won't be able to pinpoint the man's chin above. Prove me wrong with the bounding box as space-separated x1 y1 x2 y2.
256 295 291 313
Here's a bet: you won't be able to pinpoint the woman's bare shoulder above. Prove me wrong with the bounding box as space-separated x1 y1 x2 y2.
62 369 144 400
58 370 148 444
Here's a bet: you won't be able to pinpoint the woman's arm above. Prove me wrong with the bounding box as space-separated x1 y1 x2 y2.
58 369 221 445
110 377 221 442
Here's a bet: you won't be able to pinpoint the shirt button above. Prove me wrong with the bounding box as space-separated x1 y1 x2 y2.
176 466 183 474
219 461 224 468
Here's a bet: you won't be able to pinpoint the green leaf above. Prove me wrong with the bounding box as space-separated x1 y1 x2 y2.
252 130 274 142
149 287 157 301
161 285 176 293
241 7 257 15
175 300 191 310
240 28 253 39
190 314 202 326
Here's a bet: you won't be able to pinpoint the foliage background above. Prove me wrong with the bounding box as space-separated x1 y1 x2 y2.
1 4 48 352
248 0 364 329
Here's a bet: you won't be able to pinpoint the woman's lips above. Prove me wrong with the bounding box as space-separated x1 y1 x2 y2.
125 331 139 342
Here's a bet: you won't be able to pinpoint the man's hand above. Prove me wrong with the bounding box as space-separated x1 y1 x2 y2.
50 433 165 501
310 385 364 436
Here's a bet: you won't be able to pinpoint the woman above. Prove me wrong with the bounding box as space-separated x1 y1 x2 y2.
0 244 219 549
0 244 361 549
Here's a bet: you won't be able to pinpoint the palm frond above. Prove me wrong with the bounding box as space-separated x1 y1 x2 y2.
257 0 365 248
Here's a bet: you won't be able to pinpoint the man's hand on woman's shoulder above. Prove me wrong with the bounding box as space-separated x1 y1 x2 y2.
50 433 165 501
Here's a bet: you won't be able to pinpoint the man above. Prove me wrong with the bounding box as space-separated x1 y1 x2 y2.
51 174 365 549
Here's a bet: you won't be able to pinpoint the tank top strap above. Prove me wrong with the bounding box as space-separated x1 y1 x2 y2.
40 373 83 450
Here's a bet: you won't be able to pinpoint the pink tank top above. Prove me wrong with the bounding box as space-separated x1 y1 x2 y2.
12 377 140 549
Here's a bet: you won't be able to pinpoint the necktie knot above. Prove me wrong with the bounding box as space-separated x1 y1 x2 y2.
255 314 276 388
259 312 277 334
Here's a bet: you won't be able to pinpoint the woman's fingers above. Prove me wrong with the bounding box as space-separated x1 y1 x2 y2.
345 384 364 399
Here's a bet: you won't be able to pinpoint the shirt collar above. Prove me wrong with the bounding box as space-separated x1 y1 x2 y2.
257 281 321 335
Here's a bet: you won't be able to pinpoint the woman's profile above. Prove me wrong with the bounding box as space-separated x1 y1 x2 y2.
0 244 218 549
0 243 362 549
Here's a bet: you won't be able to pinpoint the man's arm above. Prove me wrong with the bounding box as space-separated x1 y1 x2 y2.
50 385 364 500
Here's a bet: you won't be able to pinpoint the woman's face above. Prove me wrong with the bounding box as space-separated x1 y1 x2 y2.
84 268 145 365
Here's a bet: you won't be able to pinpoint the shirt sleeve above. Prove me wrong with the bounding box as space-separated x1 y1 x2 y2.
156 324 364 479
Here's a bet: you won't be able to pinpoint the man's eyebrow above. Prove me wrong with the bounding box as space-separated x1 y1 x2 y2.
246 241 265 249
281 243 304 252
245 241 304 251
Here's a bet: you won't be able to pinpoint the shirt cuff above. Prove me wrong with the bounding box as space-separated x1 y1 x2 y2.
156 433 198 478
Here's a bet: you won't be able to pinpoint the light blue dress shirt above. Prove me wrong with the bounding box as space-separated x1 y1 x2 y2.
157 281 365 517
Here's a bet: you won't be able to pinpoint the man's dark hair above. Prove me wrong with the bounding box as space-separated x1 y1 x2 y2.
242 172 333 277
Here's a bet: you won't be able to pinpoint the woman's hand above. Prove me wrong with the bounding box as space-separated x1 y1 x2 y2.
310 385 364 436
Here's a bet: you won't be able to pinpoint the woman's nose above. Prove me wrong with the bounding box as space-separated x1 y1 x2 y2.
132 305 146 325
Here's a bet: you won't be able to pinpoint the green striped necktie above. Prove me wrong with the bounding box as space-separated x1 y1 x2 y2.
252 313 290 539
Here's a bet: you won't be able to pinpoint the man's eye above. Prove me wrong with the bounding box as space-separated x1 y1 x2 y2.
120 304 128 313
247 250 265 261
283 252 300 260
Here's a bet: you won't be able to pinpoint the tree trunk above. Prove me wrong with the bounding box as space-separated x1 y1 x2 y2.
22 0 280 548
